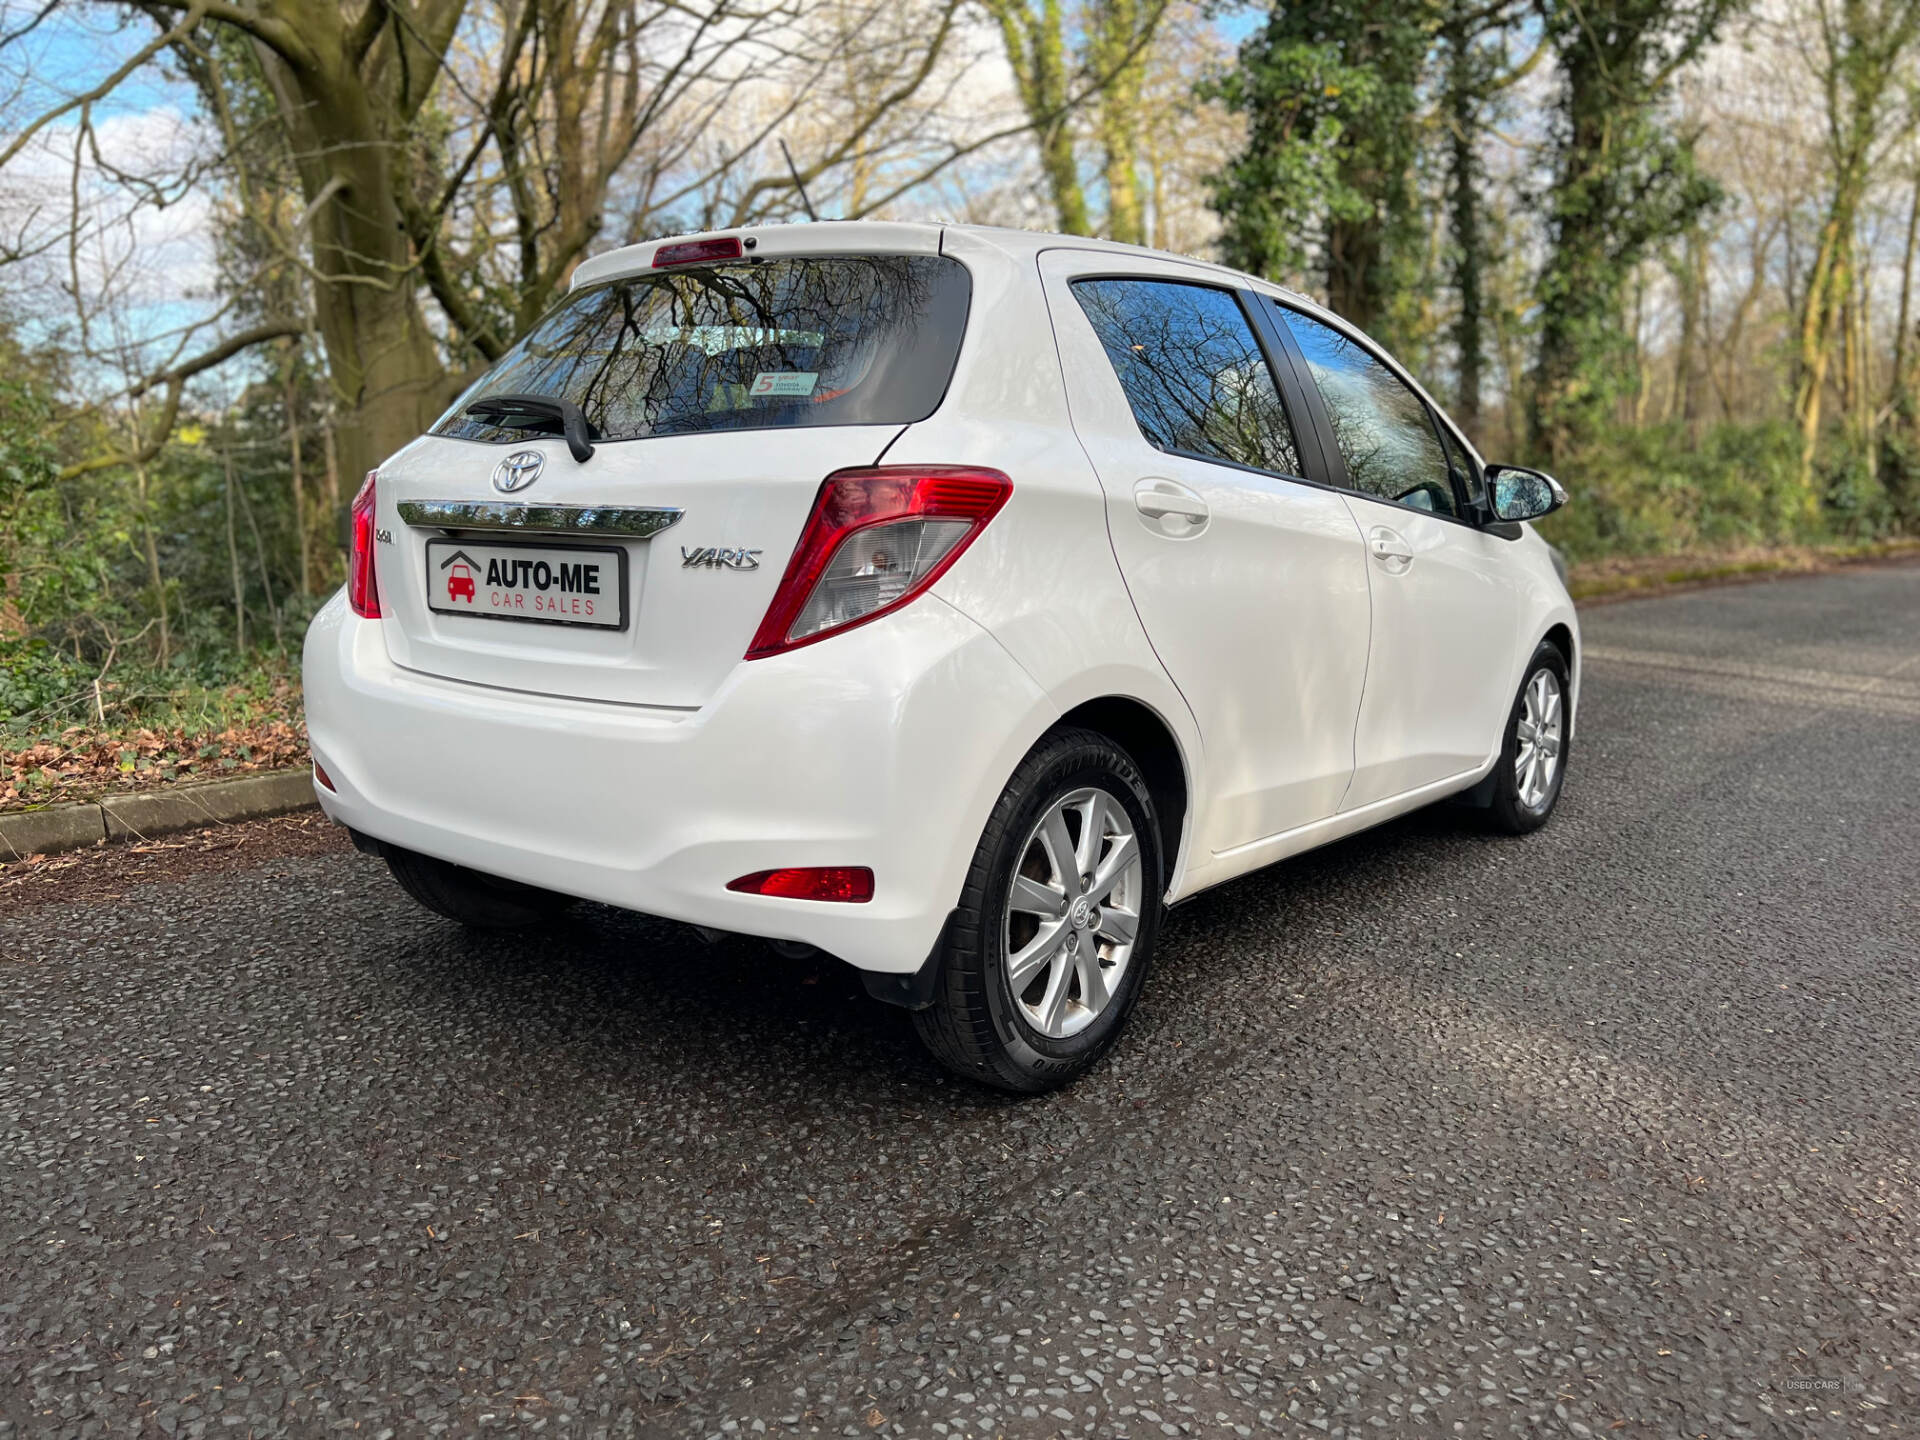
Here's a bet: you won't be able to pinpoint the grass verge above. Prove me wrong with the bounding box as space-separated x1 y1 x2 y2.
1567 538 1920 603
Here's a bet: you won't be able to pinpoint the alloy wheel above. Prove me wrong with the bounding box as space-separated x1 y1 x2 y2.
1514 668 1565 810
1001 786 1144 1039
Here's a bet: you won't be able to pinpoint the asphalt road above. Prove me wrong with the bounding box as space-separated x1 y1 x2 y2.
4 563 1918 1440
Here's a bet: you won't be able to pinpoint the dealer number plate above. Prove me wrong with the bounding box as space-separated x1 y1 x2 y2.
424 539 627 630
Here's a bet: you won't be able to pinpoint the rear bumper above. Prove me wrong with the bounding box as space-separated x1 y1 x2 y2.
302 590 1054 973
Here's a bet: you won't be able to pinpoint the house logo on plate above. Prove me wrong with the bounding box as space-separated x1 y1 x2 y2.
438 548 479 603
492 450 544 493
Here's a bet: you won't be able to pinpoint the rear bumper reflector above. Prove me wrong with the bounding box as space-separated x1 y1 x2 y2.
726 867 875 903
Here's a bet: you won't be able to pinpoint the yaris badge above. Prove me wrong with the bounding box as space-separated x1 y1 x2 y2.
492 450 544 493
681 546 763 570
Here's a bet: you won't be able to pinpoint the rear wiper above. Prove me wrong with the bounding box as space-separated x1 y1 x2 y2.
464 393 595 463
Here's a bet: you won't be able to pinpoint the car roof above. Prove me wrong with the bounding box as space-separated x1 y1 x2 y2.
568 219 1322 312
561 218 1475 452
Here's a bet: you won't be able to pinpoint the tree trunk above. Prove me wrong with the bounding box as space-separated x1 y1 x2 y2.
1444 18 1483 438
986 0 1087 235
1531 44 1620 464
1146 145 1167 251
1091 0 1148 245
1493 293 1525 459
234 454 282 647
224 449 246 654
1794 208 1854 491
989 0 1091 235
1039 115 1091 235
1787 1 1920 490
284 362 310 595
131 455 169 668
1529 3 1732 464
1327 216 1380 331
1892 172 1920 405
1855 262 1878 476
1670 228 1708 441
1840 283 1858 427
321 412 342 516
1099 108 1144 245
252 15 461 487
1629 269 1651 429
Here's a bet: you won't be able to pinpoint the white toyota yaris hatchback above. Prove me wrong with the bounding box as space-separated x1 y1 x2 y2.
304 222 1578 1092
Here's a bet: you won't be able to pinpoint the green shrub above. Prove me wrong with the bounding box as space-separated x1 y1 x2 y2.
1878 432 1915 531
0 637 94 725
1537 420 1836 561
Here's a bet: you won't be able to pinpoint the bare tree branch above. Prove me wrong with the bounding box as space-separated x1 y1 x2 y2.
50 319 306 482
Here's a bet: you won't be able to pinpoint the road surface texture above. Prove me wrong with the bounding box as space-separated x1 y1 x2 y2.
3 562 1917 1440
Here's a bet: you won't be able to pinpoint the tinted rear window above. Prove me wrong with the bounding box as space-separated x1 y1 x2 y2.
436 255 970 445
1071 277 1302 477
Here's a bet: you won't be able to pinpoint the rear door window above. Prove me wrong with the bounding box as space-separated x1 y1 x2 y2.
436 255 971 445
1070 277 1303 477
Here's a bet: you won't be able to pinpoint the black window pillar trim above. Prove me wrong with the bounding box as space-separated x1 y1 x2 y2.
1432 409 1506 533
1220 287 1323 488
1418 402 1476 523
1246 294 1348 492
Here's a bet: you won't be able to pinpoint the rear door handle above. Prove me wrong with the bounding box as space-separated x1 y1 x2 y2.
1134 479 1210 532
1368 525 1413 573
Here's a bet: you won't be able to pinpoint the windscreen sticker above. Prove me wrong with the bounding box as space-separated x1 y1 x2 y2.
750 370 818 398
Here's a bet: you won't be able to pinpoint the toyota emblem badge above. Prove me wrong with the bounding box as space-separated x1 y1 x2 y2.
493 450 545 493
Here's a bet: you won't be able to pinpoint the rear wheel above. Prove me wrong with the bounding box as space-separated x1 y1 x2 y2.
914 728 1163 1093
382 845 575 930
1486 641 1571 834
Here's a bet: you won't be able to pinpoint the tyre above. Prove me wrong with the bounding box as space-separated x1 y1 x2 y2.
914 727 1163 1093
1486 641 1571 835
382 844 575 930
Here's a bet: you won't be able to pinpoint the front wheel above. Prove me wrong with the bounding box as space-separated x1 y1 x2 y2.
913 728 1164 1094
1486 642 1571 835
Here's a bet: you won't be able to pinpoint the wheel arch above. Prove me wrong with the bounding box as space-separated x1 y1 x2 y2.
1053 695 1191 896
1541 618 1579 734
1543 620 1576 670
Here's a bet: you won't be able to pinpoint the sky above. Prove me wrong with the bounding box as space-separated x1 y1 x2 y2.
1 4 222 388
0 1 1260 386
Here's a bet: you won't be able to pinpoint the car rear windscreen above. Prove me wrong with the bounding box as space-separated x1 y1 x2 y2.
434 254 971 445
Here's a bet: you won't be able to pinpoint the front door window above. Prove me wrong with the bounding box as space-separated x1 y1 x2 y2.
1275 307 1460 519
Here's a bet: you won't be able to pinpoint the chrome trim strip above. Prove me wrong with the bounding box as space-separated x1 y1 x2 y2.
396 500 683 539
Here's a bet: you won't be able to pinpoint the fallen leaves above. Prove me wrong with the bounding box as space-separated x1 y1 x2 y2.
0 810 349 912
1 719 308 812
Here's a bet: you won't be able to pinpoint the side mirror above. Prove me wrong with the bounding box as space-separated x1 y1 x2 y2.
1486 465 1567 523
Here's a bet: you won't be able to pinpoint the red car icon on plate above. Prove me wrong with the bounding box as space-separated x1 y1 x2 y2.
447 563 476 602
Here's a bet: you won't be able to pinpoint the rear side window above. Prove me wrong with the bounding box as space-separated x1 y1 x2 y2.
1071 278 1302 477
436 255 970 445
1276 307 1458 518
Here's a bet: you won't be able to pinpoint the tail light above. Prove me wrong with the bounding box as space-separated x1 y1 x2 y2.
746 466 1012 658
347 471 381 619
727 867 875 903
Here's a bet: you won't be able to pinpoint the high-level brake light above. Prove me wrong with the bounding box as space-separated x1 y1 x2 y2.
653 237 744 267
